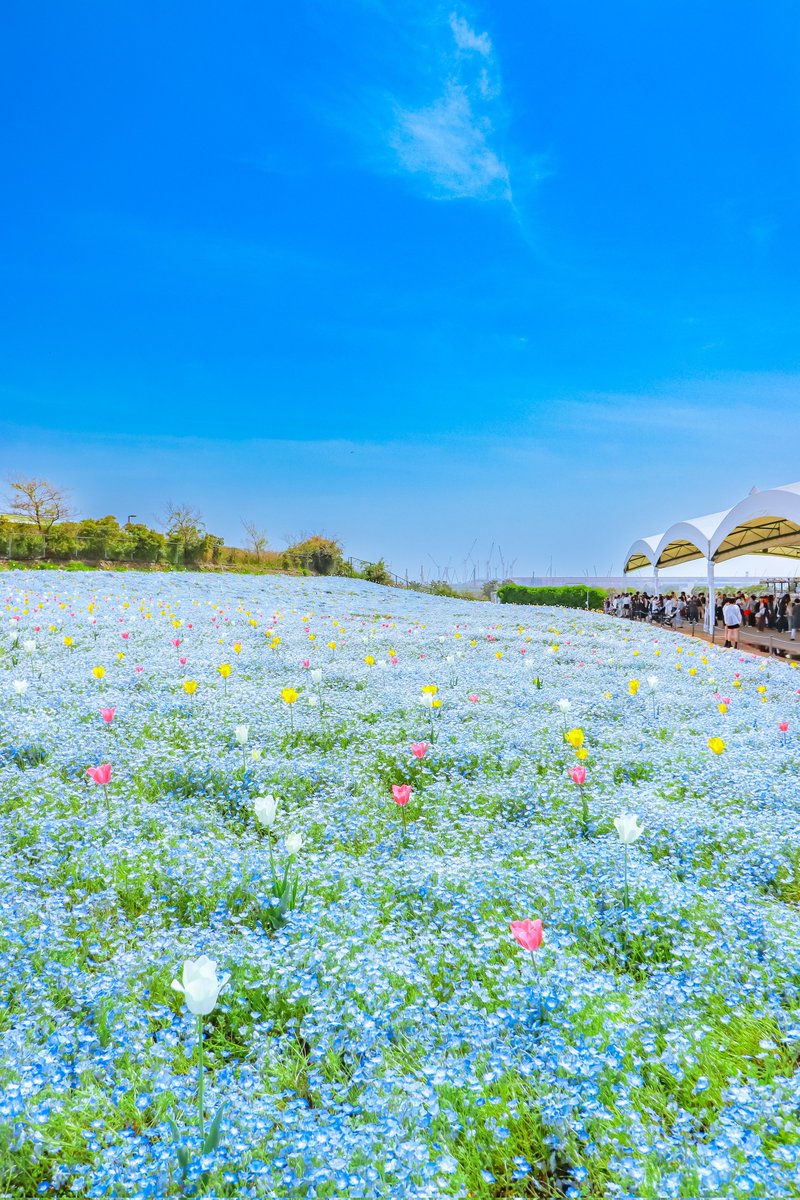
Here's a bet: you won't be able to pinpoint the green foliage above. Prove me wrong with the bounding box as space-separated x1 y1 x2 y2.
497 583 606 610
359 559 393 585
283 536 348 576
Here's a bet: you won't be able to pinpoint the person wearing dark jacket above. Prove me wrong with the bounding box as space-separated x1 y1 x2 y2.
791 599 800 642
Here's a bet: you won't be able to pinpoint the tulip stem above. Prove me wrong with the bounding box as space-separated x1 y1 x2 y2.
530 951 544 1023
581 789 589 831
197 1014 205 1142
623 845 629 910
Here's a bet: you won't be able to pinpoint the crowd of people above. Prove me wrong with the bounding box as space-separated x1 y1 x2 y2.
605 590 800 648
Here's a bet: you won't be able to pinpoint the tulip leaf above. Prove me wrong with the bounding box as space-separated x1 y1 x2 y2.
202 1100 227 1154
167 1118 190 1176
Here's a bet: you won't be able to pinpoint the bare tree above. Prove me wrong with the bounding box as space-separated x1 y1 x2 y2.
6 477 71 546
241 518 269 562
163 501 205 543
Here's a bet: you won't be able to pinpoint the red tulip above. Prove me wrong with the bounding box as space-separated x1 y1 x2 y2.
779 721 789 732
100 707 116 725
411 742 429 759
569 765 586 786
87 763 112 786
179 656 187 666
392 784 412 807
510 918 543 952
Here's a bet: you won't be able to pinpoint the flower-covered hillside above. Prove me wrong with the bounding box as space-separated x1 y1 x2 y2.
2 571 800 1199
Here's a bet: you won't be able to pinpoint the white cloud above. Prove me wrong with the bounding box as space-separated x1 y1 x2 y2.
384 8 510 201
390 82 510 201
449 12 492 57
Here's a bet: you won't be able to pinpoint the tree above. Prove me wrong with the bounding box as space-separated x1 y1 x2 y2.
163 501 205 543
241 519 269 562
6 476 71 538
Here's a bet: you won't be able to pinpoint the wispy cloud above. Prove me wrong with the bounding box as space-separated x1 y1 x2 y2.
385 9 511 202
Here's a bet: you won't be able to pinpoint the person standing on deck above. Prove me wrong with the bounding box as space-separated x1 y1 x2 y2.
791 599 800 642
722 595 743 649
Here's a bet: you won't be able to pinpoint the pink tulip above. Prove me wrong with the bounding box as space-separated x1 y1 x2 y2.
713 692 721 700
468 693 479 703
392 784 412 807
722 696 731 706
100 707 116 725
569 765 586 786
179 656 187 666
172 638 181 647
510 918 543 952
779 721 789 732
87 763 112 786
411 742 429 759
302 659 310 668
121 632 129 640
135 665 143 673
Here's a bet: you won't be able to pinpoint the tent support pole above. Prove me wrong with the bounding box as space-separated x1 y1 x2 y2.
706 560 716 638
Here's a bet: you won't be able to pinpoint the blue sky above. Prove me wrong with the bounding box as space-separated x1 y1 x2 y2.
1 1 799 579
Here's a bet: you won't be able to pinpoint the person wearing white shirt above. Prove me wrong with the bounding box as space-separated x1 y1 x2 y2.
721 596 743 648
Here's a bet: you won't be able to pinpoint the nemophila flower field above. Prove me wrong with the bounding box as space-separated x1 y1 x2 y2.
2 571 800 1199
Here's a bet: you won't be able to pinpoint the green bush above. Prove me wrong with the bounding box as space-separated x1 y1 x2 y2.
497 583 606 610
360 560 393 586
283 536 348 576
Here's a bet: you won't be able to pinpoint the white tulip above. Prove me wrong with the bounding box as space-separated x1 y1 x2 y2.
307 694 319 707
310 668 322 684
171 955 230 1016
23 639 36 654
646 675 658 690
253 794 278 827
284 831 304 855
12 680 28 696
9 632 19 644
556 699 571 713
419 693 435 709
251 747 263 761
234 724 249 745
614 814 644 844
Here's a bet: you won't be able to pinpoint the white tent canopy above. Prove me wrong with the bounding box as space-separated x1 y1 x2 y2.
623 482 800 630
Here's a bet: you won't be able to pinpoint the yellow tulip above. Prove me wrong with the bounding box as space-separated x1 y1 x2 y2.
688 667 696 676
422 684 438 695
365 655 375 666
718 702 728 714
576 747 588 762
733 680 742 688
495 651 503 659
92 666 105 680
218 663 232 679
63 636 73 648
281 687 298 705
708 737 725 755
565 728 585 749
328 641 336 651
757 685 767 694
183 680 198 696
233 642 242 654
117 651 125 661
628 680 639 696
432 698 442 708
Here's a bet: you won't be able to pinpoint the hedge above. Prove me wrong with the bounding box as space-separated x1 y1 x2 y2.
496 583 606 610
